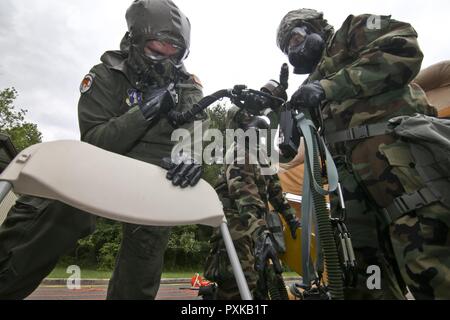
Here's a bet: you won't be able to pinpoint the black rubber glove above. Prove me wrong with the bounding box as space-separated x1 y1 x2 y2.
291 81 326 109
254 231 283 274
243 92 271 116
139 85 176 121
285 214 301 239
161 156 202 188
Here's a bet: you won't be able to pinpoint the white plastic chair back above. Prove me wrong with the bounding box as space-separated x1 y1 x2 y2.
0 141 224 227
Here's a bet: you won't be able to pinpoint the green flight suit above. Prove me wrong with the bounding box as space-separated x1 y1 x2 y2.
0 49 205 300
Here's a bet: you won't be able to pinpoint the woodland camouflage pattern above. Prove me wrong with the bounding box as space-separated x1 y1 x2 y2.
204 111 297 300
279 10 450 299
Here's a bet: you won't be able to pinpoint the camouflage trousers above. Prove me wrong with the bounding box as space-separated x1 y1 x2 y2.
204 210 266 300
332 161 406 300
350 135 450 300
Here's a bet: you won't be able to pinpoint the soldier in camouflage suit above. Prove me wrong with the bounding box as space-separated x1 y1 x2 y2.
277 8 450 299
204 106 300 300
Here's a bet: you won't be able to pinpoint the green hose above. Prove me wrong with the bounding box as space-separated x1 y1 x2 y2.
310 127 344 300
266 265 289 300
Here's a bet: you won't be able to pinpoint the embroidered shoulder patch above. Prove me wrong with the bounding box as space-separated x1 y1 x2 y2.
80 73 95 94
191 74 203 88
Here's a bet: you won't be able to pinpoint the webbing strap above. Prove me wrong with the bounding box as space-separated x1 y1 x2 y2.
296 113 339 196
325 123 389 145
383 187 438 223
301 163 316 284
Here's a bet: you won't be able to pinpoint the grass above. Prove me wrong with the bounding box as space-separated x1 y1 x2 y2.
48 266 300 280
48 267 112 279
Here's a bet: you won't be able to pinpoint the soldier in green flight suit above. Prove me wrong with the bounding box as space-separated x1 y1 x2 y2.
276 8 450 299
0 0 207 300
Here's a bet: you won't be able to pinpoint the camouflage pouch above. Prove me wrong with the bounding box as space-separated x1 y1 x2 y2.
389 114 450 207
381 114 450 222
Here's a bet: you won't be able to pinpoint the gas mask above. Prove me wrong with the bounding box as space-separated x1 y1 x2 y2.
125 0 191 88
128 33 188 87
287 26 325 74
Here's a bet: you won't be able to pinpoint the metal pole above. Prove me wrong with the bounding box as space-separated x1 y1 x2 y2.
220 222 253 300
0 181 12 203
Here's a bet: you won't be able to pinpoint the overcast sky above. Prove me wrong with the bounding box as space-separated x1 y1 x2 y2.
0 0 448 141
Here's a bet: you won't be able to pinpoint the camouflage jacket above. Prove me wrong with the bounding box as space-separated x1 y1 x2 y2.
215 151 296 226
307 14 435 142
78 50 206 166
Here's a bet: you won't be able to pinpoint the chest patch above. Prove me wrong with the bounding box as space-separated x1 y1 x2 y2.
126 88 143 107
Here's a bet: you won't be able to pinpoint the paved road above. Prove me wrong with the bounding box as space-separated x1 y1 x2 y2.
27 278 299 300
27 282 413 300
27 283 201 300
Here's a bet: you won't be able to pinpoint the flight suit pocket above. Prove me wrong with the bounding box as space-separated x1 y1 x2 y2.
0 196 52 280
122 224 171 259
3 196 52 232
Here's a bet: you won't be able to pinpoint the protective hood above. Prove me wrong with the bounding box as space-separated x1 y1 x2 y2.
276 8 334 54
124 0 191 88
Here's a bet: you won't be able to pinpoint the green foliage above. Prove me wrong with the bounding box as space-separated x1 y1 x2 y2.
164 225 213 271
62 219 213 272
6 123 43 152
98 242 121 270
202 103 227 187
206 102 228 133
61 218 122 270
0 88 26 128
0 87 42 150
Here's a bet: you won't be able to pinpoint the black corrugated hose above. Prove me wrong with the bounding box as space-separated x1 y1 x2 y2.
167 89 231 127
